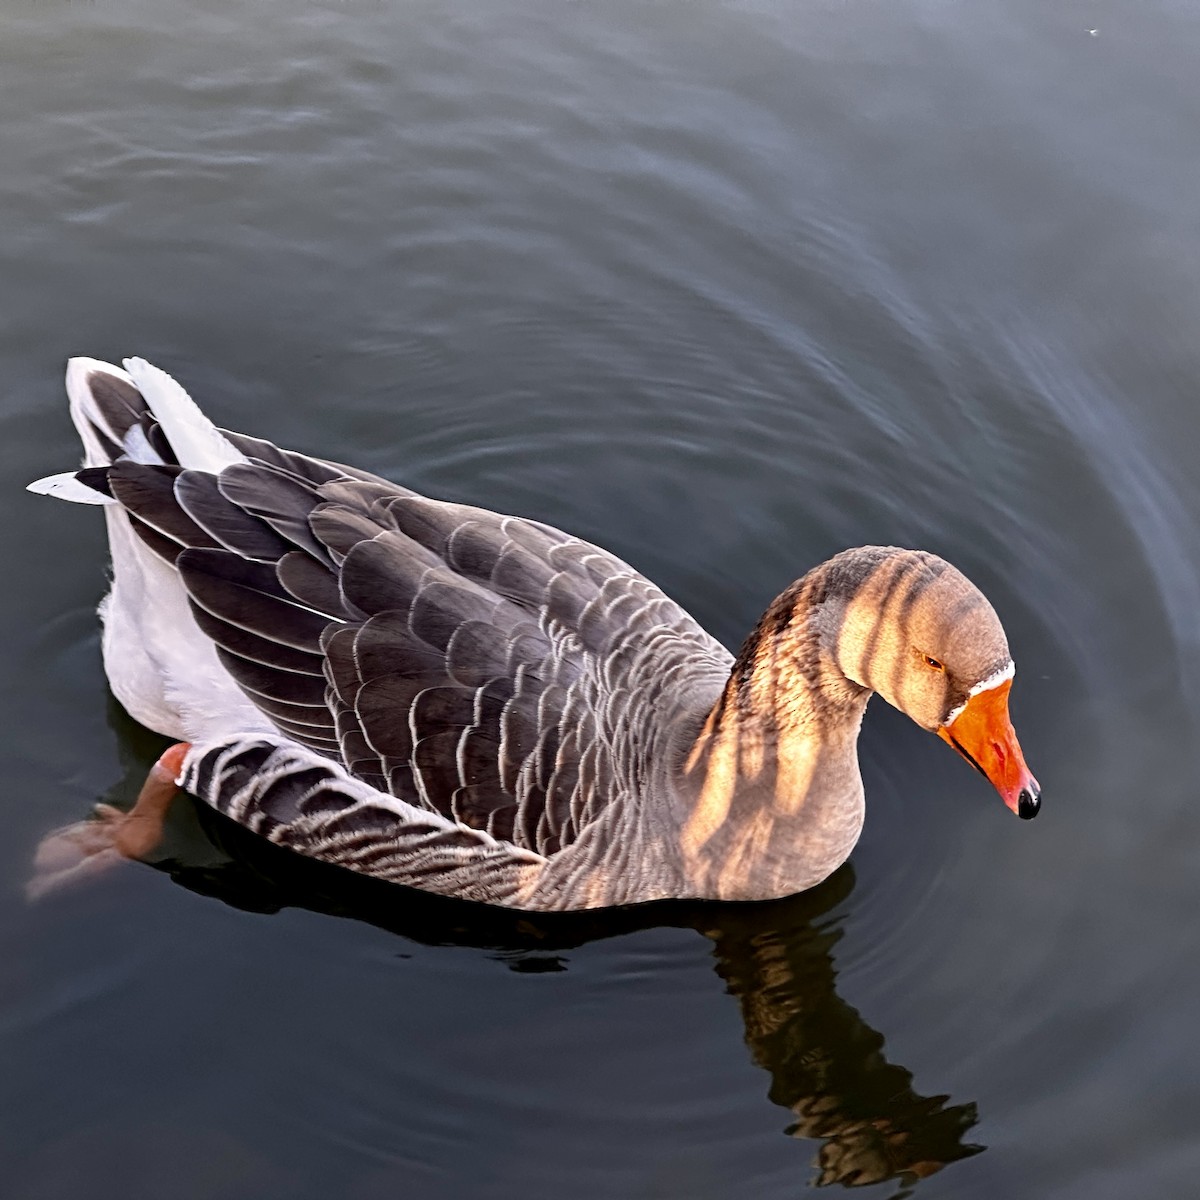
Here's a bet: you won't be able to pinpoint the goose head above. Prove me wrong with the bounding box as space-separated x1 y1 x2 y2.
824 547 1041 818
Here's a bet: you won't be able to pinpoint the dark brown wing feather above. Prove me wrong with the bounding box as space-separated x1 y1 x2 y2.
89 441 725 855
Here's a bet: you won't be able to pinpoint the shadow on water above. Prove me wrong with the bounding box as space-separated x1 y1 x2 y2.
53 701 984 1194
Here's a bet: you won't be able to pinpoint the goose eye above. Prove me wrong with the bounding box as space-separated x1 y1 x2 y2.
923 655 944 672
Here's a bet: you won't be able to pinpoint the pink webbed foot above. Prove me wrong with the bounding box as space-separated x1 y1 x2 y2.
27 743 191 901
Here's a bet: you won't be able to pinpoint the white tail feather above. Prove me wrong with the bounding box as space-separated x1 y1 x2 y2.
123 358 244 472
65 357 139 468
41 356 267 741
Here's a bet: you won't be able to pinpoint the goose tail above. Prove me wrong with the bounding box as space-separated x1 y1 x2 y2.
28 357 243 505
26 358 261 741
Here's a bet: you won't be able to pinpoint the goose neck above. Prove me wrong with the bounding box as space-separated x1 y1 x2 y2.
672 573 872 900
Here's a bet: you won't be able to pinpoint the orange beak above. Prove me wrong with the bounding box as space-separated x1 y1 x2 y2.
937 679 1041 819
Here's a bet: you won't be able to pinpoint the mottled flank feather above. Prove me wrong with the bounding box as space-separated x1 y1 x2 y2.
182 736 544 906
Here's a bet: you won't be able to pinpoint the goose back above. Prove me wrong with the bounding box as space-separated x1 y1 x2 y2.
107 446 734 861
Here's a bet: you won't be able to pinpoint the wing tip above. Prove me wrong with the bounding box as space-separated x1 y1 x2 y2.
27 471 115 505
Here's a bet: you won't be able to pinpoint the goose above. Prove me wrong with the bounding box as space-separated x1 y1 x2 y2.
28 358 1040 911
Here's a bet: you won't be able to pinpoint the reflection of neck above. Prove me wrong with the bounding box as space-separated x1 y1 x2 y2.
706 893 983 1188
677 573 871 901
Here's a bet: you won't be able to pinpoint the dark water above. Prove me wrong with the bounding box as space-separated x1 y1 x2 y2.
3 1 1200 1196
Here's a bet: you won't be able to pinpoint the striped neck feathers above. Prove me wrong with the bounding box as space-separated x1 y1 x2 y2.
680 546 1012 832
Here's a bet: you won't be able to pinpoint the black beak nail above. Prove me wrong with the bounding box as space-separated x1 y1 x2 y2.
1017 787 1041 820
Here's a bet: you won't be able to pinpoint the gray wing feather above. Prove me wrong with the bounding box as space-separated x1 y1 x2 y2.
217 464 332 564
107 462 220 553
86 423 731 870
176 469 293 562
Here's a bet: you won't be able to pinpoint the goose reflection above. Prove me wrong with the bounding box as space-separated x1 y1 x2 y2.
38 706 982 1192
703 899 981 1188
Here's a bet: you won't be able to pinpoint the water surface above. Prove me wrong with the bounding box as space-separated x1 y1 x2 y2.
3 2 1200 1197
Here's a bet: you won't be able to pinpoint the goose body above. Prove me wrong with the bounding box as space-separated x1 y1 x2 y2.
30 358 1039 911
